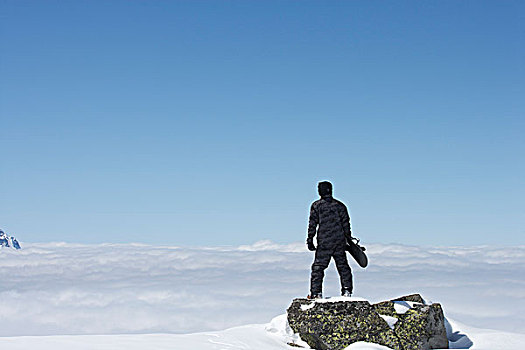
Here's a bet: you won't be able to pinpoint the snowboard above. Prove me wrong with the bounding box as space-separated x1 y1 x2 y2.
346 238 368 268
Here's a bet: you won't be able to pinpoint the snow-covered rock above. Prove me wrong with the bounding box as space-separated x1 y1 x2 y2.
287 294 448 350
0 229 21 249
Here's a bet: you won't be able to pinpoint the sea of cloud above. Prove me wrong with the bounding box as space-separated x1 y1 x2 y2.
0 241 523 337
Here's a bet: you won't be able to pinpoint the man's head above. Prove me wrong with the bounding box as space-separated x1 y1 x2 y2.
318 181 333 197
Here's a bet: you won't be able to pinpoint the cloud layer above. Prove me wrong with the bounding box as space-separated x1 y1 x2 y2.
0 241 523 336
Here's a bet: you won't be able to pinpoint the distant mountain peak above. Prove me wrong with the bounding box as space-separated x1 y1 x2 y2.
0 229 21 249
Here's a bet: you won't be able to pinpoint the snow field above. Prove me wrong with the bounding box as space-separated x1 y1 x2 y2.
0 313 524 350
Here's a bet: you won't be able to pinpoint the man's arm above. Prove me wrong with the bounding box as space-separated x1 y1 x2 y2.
307 203 318 247
340 204 352 242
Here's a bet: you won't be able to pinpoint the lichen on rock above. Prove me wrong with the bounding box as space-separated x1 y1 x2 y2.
286 294 449 350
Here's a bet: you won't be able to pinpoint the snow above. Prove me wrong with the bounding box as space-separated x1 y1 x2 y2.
300 303 315 311
379 315 398 330
345 342 398 350
445 318 525 350
300 296 368 310
312 296 369 303
0 314 524 350
0 241 524 349
392 301 422 314
393 302 410 314
0 324 287 350
0 229 20 249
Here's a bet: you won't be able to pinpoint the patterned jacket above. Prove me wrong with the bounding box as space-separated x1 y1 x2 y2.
307 195 352 249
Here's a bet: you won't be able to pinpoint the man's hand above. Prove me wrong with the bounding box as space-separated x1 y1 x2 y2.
307 239 316 251
345 231 352 245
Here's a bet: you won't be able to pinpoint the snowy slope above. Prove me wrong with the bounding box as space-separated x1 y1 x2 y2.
0 314 523 350
0 229 20 249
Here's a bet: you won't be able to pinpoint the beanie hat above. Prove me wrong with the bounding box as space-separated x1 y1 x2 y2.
318 181 333 196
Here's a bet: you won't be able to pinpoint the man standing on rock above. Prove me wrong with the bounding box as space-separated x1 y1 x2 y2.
307 181 353 299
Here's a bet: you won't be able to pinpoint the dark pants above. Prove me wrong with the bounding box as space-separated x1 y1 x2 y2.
310 246 353 295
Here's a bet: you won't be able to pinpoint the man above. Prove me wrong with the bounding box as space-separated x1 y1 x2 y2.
307 181 353 299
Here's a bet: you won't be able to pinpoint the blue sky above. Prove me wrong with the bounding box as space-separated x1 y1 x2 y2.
1 1 524 246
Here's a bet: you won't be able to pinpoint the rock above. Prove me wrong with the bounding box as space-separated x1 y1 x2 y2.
393 294 426 304
287 294 449 350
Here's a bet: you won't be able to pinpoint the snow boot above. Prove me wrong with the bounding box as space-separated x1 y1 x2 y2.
341 289 352 297
307 293 323 300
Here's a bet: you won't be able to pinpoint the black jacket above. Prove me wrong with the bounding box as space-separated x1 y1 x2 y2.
307 195 351 249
